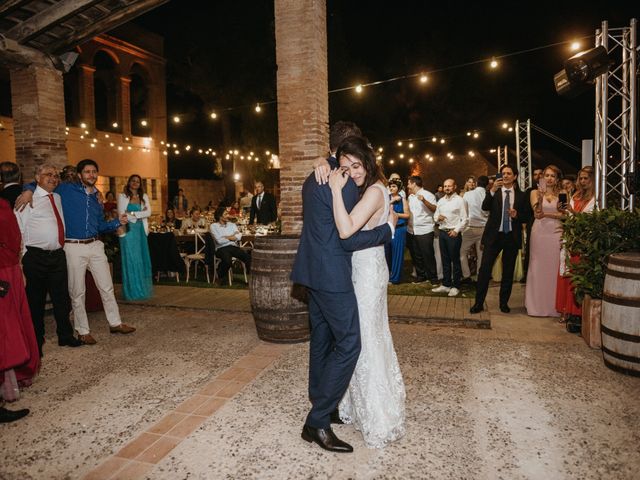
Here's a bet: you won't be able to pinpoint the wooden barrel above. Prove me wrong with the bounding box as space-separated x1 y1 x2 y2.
601 252 640 376
250 235 309 343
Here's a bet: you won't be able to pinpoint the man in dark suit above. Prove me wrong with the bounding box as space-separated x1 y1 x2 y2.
249 181 277 224
470 164 529 314
291 121 395 453
0 161 23 208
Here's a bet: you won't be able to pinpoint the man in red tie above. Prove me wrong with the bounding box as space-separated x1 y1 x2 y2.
15 163 82 355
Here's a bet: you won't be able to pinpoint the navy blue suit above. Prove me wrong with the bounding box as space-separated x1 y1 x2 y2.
291 157 392 429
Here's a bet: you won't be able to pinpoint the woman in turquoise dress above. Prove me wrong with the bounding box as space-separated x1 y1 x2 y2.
388 179 410 284
117 175 153 300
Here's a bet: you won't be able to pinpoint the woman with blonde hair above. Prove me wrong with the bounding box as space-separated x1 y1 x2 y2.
525 165 565 317
555 166 595 320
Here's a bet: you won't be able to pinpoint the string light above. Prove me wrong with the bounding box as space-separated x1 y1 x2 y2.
210 112 217 119
255 104 262 113
355 84 363 94
172 116 181 124
570 41 581 51
140 119 148 127
419 74 428 84
112 122 119 128
489 58 499 69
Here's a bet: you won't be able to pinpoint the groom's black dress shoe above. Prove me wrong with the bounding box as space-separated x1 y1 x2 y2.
500 304 511 313
330 410 344 424
301 425 353 453
58 336 83 347
0 407 30 423
469 303 484 314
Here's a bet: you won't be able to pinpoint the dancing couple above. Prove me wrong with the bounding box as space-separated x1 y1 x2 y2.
291 122 406 452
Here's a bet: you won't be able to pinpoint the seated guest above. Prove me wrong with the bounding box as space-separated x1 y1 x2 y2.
210 207 251 284
164 208 182 230
103 191 117 218
181 207 206 232
228 200 241 217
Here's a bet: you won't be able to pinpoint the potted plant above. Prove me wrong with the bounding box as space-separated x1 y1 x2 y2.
562 207 640 347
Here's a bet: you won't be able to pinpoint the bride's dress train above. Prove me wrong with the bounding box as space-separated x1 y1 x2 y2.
339 183 406 448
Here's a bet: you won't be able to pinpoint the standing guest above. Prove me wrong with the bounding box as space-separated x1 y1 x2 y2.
487 176 495 192
522 168 544 280
388 173 406 198
435 184 445 201
249 181 277 225
388 178 409 284
406 176 438 284
470 165 529 314
15 164 82 356
525 165 564 317
117 175 153 301
210 207 251 283
17 159 136 344
60 165 77 183
460 175 489 281
163 208 182 230
461 176 477 196
0 196 39 421
181 207 206 232
562 176 576 197
0 161 23 208
432 179 468 297
172 188 188 216
556 166 595 319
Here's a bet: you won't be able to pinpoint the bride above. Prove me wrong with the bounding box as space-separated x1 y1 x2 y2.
327 135 406 448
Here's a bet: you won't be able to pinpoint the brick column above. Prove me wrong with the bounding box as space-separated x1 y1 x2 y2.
119 76 132 138
274 0 328 235
9 64 68 177
78 64 96 129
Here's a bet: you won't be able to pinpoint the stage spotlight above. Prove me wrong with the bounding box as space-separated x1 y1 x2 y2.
554 46 613 98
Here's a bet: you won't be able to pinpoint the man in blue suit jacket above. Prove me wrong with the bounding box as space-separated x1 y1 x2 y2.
291 122 395 453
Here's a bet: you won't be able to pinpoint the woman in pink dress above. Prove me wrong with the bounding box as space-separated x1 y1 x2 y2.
525 165 565 317
0 198 40 404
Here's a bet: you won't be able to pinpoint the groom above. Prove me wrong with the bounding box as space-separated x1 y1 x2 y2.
291 121 396 453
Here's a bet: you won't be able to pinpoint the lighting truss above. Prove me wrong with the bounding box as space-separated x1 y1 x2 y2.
594 18 637 210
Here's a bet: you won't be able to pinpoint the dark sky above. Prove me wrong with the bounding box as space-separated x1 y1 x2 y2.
134 1 638 176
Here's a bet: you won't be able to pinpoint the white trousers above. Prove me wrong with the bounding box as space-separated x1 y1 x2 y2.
64 240 122 335
460 225 485 278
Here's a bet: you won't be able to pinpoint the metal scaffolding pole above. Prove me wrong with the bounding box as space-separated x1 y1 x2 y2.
497 145 508 170
516 119 532 191
594 18 637 210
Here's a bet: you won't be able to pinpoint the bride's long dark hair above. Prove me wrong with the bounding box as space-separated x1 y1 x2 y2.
336 135 386 196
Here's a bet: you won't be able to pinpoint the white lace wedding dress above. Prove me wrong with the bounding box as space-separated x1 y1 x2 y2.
339 183 406 448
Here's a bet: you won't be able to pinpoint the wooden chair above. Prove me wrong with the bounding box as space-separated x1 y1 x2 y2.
184 232 210 283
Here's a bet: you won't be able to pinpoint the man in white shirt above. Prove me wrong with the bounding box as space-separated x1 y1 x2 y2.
432 179 468 297
15 164 82 355
460 175 489 281
210 207 251 283
406 175 438 284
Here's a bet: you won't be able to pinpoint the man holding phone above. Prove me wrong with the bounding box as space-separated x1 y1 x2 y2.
470 164 529 314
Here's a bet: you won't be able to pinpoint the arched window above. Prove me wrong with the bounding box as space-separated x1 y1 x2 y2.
93 50 119 132
130 63 150 137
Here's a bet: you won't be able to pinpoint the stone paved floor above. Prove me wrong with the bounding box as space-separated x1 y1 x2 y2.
1 285 639 479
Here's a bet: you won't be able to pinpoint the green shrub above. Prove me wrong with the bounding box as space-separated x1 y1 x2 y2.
562 207 640 301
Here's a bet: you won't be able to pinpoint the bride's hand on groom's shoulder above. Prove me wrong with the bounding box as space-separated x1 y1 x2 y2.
328 168 348 191
313 157 331 185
